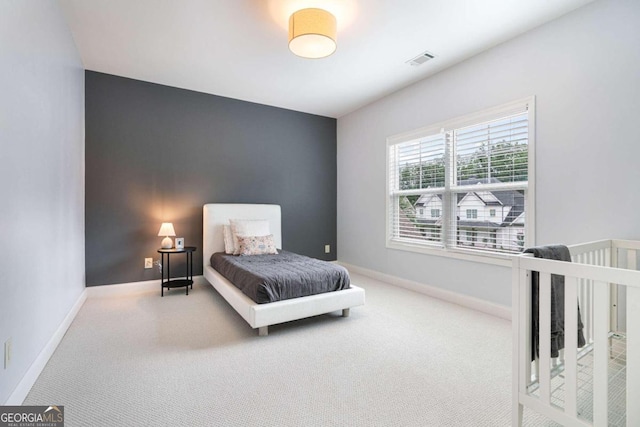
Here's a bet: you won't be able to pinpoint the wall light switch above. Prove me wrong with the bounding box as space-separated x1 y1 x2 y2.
324 245 331 254
145 258 153 269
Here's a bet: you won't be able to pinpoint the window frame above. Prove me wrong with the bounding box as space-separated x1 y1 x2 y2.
385 97 536 266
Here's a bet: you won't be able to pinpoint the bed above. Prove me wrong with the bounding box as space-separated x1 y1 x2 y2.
202 203 365 336
512 239 640 426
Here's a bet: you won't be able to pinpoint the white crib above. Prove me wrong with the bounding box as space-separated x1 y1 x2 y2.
512 239 640 426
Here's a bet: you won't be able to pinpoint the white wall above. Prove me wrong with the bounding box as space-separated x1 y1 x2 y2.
0 1 85 403
337 0 640 307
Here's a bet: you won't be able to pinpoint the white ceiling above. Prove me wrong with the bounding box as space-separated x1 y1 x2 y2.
59 0 594 118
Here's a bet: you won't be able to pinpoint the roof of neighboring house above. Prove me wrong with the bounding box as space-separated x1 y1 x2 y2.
413 177 525 228
415 194 440 207
458 191 503 206
457 178 522 207
474 193 502 206
501 202 525 226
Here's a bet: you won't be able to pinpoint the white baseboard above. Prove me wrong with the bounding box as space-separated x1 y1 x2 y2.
5 275 208 404
4 275 207 405
5 289 88 405
340 262 511 321
86 275 206 298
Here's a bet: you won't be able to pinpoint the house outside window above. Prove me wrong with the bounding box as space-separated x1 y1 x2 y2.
386 97 534 258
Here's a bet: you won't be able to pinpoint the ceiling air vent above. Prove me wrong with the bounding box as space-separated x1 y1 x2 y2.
406 51 435 67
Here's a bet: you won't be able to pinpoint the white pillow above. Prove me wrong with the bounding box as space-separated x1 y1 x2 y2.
223 225 234 254
229 219 270 255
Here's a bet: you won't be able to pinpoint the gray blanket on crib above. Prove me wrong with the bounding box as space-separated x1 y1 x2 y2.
524 245 586 359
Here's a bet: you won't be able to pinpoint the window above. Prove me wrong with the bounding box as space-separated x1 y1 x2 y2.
419 208 424 216
387 98 533 257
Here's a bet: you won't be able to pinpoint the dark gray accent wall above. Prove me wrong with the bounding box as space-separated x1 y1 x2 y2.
86 71 337 286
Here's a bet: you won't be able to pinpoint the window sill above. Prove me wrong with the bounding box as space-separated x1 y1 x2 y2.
386 239 514 267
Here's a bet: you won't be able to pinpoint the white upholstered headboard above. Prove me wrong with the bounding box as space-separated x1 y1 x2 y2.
203 204 282 267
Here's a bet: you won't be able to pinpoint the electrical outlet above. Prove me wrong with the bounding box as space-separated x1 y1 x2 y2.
145 258 153 269
4 338 11 369
324 245 331 254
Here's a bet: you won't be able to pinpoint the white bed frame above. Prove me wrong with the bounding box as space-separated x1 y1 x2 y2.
513 239 640 426
202 203 365 336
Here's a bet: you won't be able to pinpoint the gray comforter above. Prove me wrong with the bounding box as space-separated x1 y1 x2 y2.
210 250 351 304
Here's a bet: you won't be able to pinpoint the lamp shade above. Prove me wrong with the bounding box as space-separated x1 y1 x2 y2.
158 222 176 249
288 8 336 59
158 222 176 237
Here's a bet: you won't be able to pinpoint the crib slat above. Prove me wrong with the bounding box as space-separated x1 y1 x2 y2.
539 272 552 405
588 278 593 343
512 257 526 427
519 268 531 391
564 276 578 418
628 285 640 427
610 245 618 334
587 252 595 341
578 278 586 342
584 278 591 344
593 281 609 427
577 253 588 343
628 249 637 270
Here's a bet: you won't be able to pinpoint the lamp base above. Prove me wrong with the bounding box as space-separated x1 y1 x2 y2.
161 237 173 249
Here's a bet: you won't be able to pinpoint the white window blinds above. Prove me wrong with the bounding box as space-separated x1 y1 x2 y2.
388 133 446 246
387 99 532 256
455 113 529 186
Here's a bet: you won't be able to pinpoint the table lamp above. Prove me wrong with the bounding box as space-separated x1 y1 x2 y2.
158 222 176 249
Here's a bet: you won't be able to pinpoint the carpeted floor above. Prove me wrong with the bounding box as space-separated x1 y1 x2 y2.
24 273 553 426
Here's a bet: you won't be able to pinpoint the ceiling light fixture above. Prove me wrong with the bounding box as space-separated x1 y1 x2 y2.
288 8 337 59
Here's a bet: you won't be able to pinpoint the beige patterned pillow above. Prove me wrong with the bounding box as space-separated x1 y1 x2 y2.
229 219 270 255
237 234 278 256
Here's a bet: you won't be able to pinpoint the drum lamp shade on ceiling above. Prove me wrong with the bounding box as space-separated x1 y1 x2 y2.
288 8 337 59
